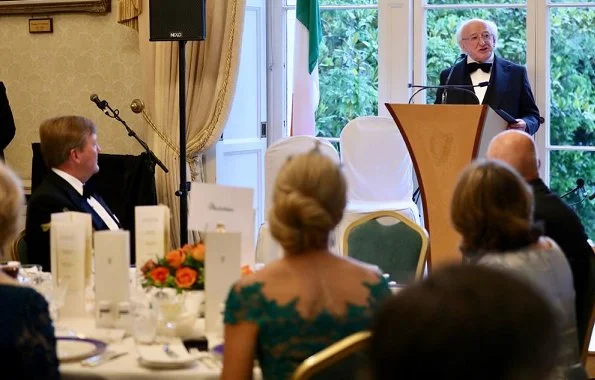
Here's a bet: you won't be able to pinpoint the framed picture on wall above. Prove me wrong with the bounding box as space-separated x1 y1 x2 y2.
0 0 110 15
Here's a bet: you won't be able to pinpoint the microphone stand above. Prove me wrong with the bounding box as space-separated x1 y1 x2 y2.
560 179 585 199
177 40 190 246
99 101 169 174
408 84 485 104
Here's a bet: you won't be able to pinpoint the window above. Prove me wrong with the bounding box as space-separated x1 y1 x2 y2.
282 0 379 140
547 3 595 238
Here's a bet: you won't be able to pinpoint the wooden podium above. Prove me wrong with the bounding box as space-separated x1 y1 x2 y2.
385 104 507 268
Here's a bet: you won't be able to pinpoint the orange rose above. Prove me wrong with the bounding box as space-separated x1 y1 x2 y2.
165 249 186 269
150 267 169 284
189 243 206 262
175 267 197 289
241 265 253 277
141 259 156 274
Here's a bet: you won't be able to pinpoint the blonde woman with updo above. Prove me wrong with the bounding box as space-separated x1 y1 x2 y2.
221 150 391 380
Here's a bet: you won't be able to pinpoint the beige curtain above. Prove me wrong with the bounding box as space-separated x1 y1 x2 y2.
117 0 142 31
137 0 245 247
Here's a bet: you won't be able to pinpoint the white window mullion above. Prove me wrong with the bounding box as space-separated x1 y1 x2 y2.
267 0 287 144
379 0 414 111
532 0 550 183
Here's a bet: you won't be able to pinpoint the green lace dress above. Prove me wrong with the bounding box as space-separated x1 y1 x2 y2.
224 275 391 379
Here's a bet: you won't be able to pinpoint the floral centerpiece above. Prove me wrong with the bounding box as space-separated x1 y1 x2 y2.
140 242 206 292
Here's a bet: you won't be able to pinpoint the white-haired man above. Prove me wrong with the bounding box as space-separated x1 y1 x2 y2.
435 18 541 135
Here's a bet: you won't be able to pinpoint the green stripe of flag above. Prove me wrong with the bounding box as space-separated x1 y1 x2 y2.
296 0 322 75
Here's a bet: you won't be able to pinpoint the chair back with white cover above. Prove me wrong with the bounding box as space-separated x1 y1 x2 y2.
340 116 414 202
343 210 428 284
264 136 340 218
292 331 372 380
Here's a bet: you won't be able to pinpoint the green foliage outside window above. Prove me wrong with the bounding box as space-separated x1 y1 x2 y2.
316 3 378 139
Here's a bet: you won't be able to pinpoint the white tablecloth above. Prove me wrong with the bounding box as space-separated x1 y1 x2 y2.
59 318 260 380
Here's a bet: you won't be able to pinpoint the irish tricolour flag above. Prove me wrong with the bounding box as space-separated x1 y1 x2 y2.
291 0 322 136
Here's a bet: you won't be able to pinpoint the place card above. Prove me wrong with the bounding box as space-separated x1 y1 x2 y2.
51 212 92 281
94 230 130 327
188 183 255 265
204 231 242 334
50 212 92 318
135 205 170 267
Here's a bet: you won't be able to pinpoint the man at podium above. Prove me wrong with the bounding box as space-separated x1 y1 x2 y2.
434 18 541 136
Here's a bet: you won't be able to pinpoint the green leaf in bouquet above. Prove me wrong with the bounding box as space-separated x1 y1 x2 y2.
165 275 176 287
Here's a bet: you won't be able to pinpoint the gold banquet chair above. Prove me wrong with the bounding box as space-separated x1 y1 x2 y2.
292 331 372 380
9 229 27 264
343 210 428 284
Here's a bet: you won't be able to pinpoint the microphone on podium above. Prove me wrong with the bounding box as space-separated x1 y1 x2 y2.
443 53 467 103
408 82 489 104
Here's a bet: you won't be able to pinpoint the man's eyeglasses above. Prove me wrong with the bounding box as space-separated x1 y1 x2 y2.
462 32 493 44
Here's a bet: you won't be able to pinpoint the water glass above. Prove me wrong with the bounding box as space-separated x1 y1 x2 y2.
133 309 158 344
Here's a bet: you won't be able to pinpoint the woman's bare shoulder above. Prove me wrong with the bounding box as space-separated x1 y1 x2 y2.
338 256 384 282
233 260 286 289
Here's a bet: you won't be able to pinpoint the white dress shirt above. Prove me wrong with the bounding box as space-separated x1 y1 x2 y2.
467 54 494 104
52 168 120 231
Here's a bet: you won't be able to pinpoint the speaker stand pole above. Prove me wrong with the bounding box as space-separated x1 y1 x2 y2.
177 40 189 246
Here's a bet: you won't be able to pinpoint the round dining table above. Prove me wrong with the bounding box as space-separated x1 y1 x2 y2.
58 318 261 380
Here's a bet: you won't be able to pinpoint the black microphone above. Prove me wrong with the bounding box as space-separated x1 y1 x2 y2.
560 178 585 199
442 53 466 104
408 82 489 104
90 94 107 110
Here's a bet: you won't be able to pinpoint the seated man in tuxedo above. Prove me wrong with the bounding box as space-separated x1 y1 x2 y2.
487 130 595 353
434 18 541 135
26 116 121 271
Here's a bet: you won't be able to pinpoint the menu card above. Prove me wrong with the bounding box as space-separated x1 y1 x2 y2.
135 205 170 267
204 231 242 334
50 212 92 318
188 183 255 265
94 230 130 326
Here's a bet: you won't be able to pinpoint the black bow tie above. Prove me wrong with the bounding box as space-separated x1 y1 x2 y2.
467 62 492 73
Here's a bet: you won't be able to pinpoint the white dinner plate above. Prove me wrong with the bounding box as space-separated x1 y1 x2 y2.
57 337 107 363
136 342 199 369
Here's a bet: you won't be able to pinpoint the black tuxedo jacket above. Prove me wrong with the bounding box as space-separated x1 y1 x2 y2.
434 56 541 135
25 171 121 271
530 178 595 351
0 82 16 160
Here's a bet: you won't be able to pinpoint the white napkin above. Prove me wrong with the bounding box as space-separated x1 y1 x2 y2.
136 340 199 365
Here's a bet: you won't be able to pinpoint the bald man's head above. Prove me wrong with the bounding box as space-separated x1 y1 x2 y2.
486 130 539 181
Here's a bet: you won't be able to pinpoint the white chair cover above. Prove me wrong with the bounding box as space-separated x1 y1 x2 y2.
340 116 414 202
264 136 340 218
338 116 421 254
254 222 282 264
